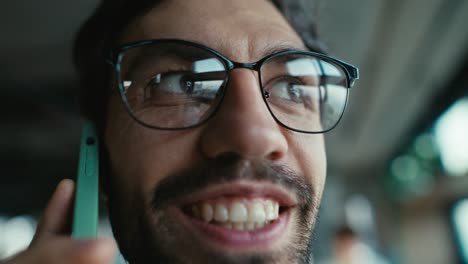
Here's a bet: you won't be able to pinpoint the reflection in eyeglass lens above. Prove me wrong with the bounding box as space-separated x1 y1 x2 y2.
120 43 228 128
117 43 348 131
261 54 348 131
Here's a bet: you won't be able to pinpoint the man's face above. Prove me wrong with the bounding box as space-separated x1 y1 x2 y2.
104 0 327 263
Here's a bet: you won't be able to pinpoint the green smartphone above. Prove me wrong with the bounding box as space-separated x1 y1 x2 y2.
72 122 99 238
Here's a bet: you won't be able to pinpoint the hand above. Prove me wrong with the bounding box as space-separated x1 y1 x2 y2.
2 179 117 264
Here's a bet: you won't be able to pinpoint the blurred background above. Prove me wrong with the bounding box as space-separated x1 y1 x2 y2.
1 0 467 263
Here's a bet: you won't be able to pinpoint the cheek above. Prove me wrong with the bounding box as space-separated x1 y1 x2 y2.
287 133 327 196
105 99 203 202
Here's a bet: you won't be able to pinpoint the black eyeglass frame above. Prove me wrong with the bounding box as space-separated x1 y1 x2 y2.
105 39 359 134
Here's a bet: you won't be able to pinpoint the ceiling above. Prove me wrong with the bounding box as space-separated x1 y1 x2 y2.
319 0 468 171
1 0 467 214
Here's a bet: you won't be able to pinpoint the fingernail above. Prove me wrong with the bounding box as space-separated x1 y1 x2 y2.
58 179 74 192
56 179 74 197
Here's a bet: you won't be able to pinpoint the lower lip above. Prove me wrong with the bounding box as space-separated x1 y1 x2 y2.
171 207 290 250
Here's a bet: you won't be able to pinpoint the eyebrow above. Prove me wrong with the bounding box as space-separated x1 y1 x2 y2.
260 42 323 58
122 45 206 77
260 44 301 58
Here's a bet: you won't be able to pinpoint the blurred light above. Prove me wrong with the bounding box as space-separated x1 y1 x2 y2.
345 195 375 234
435 98 468 176
390 155 420 181
405 169 433 195
413 133 438 160
388 154 434 199
453 199 468 262
0 217 7 258
0 216 36 259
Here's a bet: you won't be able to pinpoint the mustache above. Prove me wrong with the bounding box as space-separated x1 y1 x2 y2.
151 153 314 215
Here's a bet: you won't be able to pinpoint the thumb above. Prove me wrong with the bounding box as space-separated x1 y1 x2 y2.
31 179 75 245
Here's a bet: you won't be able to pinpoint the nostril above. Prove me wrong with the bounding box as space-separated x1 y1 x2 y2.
267 150 283 161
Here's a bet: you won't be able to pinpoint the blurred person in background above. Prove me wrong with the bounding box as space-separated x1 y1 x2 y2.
2 0 358 263
319 226 389 264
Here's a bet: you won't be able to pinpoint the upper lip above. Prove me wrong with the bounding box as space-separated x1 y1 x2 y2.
173 180 298 208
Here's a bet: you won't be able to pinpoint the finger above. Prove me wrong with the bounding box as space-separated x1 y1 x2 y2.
66 238 117 264
10 237 117 264
32 179 75 243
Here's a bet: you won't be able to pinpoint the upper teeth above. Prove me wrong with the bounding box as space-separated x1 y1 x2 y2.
191 199 280 225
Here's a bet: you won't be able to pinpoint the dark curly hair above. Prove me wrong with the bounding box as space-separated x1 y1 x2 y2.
73 0 323 134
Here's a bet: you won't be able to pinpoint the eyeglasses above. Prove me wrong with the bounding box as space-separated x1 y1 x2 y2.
105 39 358 133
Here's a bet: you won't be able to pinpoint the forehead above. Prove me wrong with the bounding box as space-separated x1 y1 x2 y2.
121 0 306 62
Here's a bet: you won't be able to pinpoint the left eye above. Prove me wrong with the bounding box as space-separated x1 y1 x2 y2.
265 77 308 103
286 84 303 101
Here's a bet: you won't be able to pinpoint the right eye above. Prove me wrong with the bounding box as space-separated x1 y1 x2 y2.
144 71 224 101
145 71 192 98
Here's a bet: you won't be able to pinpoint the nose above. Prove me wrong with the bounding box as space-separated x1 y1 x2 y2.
199 69 288 161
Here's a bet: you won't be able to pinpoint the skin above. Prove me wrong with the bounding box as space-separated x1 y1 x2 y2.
4 0 326 263
105 0 326 263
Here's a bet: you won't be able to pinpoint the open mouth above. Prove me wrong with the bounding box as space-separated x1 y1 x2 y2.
170 182 295 250
183 198 287 230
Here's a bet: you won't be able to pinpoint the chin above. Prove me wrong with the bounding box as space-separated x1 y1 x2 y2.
109 183 317 264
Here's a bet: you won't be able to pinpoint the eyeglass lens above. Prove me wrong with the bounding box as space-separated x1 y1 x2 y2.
117 42 348 132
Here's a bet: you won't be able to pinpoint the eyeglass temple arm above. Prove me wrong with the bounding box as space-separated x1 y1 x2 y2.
306 44 359 88
341 62 359 87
